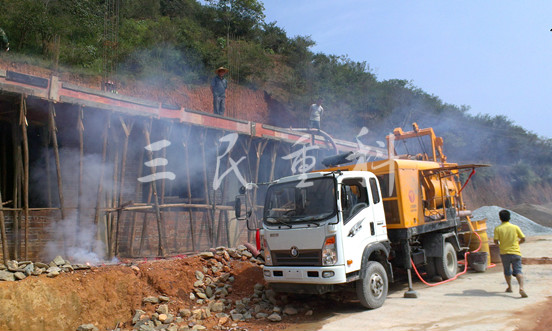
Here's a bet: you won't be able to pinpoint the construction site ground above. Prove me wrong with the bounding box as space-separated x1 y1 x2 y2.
0 236 551 331
311 235 552 331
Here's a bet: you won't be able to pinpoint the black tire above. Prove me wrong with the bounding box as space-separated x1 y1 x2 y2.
356 261 388 309
435 242 458 280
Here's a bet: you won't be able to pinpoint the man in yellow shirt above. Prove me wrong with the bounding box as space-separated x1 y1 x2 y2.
493 209 527 298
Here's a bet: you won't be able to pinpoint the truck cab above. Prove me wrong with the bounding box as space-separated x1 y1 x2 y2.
257 170 393 309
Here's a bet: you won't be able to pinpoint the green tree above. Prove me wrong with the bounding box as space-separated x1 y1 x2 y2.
206 0 265 38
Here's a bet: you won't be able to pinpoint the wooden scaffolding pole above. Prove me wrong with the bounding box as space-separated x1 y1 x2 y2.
76 106 84 241
252 139 268 229
48 102 66 220
93 114 110 234
107 128 120 259
0 178 9 264
182 126 196 252
138 119 154 256
11 119 21 260
114 117 133 257
223 132 235 247
130 128 146 256
239 136 253 242
159 124 170 252
143 121 166 257
0 125 6 199
200 129 214 247
19 95 30 259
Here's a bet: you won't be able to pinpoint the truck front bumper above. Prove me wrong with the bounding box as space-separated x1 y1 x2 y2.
263 265 347 285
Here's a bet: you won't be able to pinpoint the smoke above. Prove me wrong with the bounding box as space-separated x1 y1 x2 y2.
32 147 124 264
117 44 205 87
43 212 115 265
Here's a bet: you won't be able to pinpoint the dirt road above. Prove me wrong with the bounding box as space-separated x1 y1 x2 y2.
289 236 552 331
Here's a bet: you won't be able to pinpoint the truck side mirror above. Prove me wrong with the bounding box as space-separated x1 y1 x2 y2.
235 194 247 220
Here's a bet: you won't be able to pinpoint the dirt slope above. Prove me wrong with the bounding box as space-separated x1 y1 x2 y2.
0 254 274 331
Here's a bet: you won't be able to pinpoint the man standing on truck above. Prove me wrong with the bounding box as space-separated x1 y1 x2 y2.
308 97 324 130
493 209 527 298
211 66 228 116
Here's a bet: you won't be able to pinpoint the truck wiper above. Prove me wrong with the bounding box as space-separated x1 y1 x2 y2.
292 216 321 227
267 216 293 228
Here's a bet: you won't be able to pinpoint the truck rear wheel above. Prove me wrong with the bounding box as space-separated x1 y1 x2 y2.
436 242 457 280
356 261 388 309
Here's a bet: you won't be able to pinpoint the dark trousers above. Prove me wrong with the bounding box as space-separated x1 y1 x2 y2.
213 95 226 116
308 120 320 130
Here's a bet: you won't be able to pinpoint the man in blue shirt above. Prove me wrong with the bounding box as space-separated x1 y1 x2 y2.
211 67 228 116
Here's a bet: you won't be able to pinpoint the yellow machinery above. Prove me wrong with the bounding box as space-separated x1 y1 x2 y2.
324 123 488 275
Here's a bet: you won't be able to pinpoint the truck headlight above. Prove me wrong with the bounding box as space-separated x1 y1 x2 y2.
263 239 273 266
322 235 337 266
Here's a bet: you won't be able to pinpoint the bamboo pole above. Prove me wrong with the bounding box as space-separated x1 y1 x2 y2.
182 126 196 252
252 139 268 230
0 176 9 264
138 141 154 257
130 127 146 256
103 203 235 212
11 120 21 260
48 102 65 220
77 106 84 242
216 208 223 247
115 117 133 256
19 95 30 260
239 137 253 242
138 211 149 256
93 112 110 250
160 124 170 253
0 124 6 265
1 125 7 201
143 122 166 257
212 132 224 246
223 132 234 247
108 133 119 259
200 129 214 247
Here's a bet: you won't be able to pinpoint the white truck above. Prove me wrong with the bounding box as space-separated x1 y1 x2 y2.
236 124 484 309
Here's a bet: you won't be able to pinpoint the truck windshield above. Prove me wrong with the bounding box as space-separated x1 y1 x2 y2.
263 177 336 226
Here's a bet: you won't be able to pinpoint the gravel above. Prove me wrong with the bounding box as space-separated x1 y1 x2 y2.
472 205 552 238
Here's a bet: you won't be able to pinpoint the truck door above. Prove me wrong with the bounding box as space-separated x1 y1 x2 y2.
368 176 387 240
340 177 377 272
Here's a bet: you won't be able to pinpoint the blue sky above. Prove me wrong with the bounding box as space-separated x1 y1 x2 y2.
262 1 552 139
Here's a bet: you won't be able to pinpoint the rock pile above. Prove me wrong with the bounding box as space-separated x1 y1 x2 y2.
126 245 312 331
472 206 552 237
0 255 91 282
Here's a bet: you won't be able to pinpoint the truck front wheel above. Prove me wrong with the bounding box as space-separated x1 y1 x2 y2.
356 261 388 309
436 241 458 280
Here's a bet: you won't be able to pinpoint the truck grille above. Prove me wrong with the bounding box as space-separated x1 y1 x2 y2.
272 250 321 266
